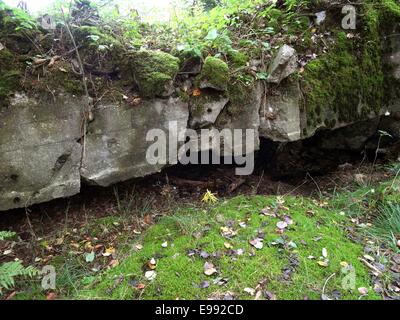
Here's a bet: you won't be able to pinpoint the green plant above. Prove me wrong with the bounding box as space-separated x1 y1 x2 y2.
370 203 400 250
0 230 16 240
0 231 38 293
0 262 38 292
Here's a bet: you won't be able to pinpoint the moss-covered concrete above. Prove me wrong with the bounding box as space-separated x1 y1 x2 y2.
198 56 229 91
128 50 180 98
0 48 21 109
300 0 400 133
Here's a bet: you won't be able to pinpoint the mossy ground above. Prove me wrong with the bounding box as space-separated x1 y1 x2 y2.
77 195 382 300
4 165 400 300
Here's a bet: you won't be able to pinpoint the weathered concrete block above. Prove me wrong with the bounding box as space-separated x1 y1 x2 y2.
259 80 301 142
0 93 83 211
81 97 189 186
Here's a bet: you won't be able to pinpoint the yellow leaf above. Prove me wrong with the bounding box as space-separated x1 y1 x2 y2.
201 189 218 204
102 247 115 257
318 260 329 267
224 242 233 249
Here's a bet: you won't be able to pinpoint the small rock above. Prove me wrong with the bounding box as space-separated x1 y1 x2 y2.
267 45 298 84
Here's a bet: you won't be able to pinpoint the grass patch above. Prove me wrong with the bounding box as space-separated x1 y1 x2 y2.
369 203 400 251
78 195 380 300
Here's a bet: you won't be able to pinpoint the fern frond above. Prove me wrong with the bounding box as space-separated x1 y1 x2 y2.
0 261 39 291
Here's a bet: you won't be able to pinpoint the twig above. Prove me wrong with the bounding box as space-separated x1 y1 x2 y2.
60 5 93 165
322 273 336 299
254 170 265 195
306 172 322 198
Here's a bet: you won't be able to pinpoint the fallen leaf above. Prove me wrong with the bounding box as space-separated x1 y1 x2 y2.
283 216 294 225
244 287 255 296
322 248 328 258
102 247 115 257
199 251 210 259
46 292 57 300
224 242 233 249
288 241 297 249
358 287 368 295
3 249 12 255
260 206 277 217
192 88 201 97
265 291 277 300
5 291 16 300
363 254 374 262
134 243 143 251
109 259 119 268
204 262 217 276
147 258 157 270
144 270 157 281
213 277 229 286
136 283 146 290
392 254 400 265
70 242 80 249
238 221 247 228
199 280 210 288
143 214 153 225
254 290 262 300
249 238 263 250
276 221 288 230
220 226 237 238
317 260 329 267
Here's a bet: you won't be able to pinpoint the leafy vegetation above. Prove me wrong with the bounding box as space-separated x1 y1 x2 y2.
0 231 38 294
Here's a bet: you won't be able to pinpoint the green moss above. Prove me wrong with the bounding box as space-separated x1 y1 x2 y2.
177 89 190 103
129 50 180 98
228 50 249 68
0 48 21 108
301 1 394 127
198 56 229 91
78 195 380 300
